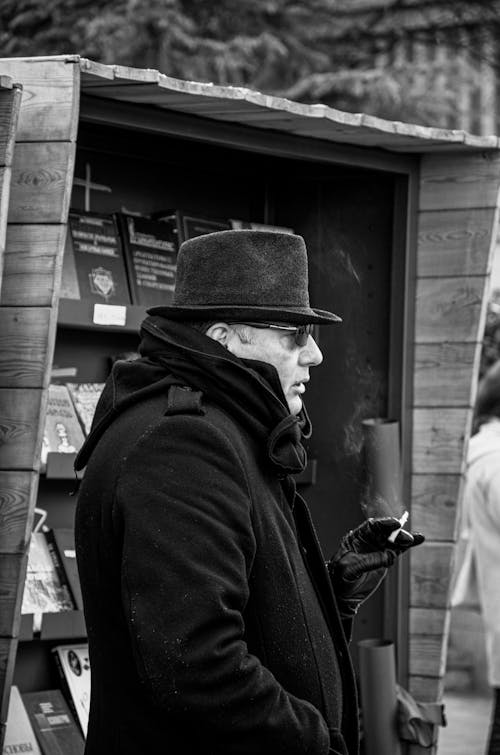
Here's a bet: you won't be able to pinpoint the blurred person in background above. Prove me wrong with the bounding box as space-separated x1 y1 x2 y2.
464 360 500 755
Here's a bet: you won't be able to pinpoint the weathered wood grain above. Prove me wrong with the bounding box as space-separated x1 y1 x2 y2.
0 57 79 141
410 542 454 608
0 307 53 388
0 388 45 470
0 471 37 553
414 276 488 344
420 151 500 211
411 474 463 541
409 634 447 677
1 224 66 307
0 167 11 263
407 675 444 702
413 342 479 407
8 141 76 224
409 607 450 637
0 636 18 725
0 86 21 168
0 554 26 637
417 207 498 277
412 408 471 475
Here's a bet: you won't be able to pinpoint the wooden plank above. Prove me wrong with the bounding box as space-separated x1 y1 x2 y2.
412 408 471 475
0 307 53 388
413 342 479 406
0 554 26 636
0 471 38 552
419 151 500 211
411 474 463 541
417 208 498 277
409 634 447 676
1 224 66 307
409 607 450 637
0 388 45 470
8 141 76 223
0 58 79 141
414 277 487 344
0 636 18 725
407 675 444 702
410 542 454 608
0 167 12 258
0 86 21 167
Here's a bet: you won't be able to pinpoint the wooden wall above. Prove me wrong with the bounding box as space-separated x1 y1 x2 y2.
408 151 500 744
0 57 79 744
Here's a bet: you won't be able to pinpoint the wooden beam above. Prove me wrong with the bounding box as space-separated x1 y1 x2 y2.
0 58 79 142
420 151 500 211
0 388 46 470
412 408 471 475
0 307 53 388
410 542 454 608
417 208 499 277
8 141 76 223
1 224 66 307
0 471 39 552
413 342 479 407
414 276 488 344
411 474 463 541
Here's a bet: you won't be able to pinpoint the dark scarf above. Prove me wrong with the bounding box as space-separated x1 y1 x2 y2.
76 316 311 476
140 317 311 476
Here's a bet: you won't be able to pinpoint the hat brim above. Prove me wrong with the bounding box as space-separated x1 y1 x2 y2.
146 304 341 325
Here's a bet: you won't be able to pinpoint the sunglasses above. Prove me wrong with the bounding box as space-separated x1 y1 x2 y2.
233 322 315 347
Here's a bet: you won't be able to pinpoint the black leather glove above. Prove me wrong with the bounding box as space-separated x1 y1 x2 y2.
328 517 425 618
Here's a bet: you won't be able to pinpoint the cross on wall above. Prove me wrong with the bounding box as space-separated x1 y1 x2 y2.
73 162 112 211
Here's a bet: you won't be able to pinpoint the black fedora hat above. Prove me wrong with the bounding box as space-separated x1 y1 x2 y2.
147 229 341 325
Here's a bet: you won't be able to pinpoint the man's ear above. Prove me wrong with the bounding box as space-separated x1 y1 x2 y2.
205 322 231 348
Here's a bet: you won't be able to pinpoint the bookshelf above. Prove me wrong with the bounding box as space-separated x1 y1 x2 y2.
0 55 499 755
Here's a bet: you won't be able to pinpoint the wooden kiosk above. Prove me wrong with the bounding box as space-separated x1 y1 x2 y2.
1 54 500 752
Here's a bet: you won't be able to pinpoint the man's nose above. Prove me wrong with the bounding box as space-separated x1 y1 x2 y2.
300 336 323 366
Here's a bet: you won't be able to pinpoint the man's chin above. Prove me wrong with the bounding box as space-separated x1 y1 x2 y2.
287 396 303 416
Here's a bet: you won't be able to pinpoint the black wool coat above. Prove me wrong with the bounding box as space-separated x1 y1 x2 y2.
74 318 359 755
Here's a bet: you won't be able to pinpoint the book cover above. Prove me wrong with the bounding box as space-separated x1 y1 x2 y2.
3 686 42 755
22 689 85 755
115 213 179 306
52 645 90 738
41 385 86 469
230 219 295 234
45 529 83 612
65 382 105 436
151 209 231 243
21 532 75 618
61 211 131 305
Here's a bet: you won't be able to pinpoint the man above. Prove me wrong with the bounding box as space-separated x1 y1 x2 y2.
74 230 423 755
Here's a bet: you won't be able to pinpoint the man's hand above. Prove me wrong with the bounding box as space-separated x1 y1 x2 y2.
328 517 425 618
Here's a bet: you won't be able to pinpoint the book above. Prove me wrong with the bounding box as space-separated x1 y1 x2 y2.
65 382 105 436
230 219 295 234
151 209 231 243
22 531 75 620
22 689 85 755
3 686 42 755
60 211 131 305
52 645 91 738
115 213 179 306
45 529 83 612
41 385 86 469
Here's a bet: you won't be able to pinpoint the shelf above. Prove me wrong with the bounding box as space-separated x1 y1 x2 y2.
44 452 84 480
58 298 147 333
20 611 87 642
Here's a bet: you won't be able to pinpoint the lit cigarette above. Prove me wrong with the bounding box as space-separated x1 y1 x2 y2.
388 510 409 543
